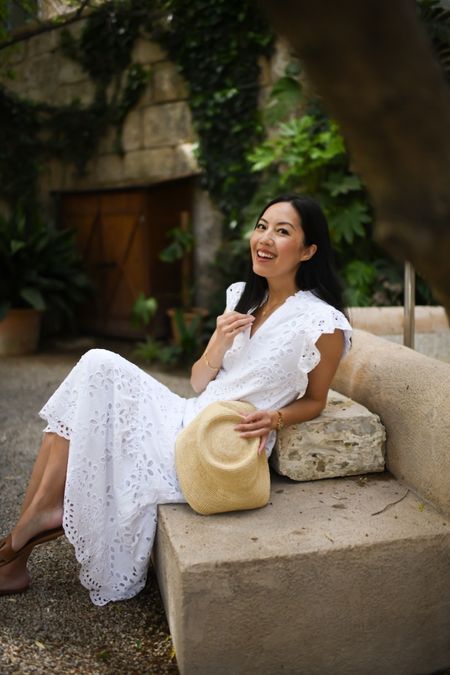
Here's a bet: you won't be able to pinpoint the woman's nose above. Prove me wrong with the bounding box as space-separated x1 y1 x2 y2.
260 228 275 244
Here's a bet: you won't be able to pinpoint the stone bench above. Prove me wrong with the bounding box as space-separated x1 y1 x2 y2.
155 473 450 675
154 333 450 674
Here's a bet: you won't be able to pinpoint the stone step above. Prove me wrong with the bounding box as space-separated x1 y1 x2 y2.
154 472 450 675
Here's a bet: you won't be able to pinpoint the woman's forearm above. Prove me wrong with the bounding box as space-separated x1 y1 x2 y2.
190 333 228 393
276 395 326 429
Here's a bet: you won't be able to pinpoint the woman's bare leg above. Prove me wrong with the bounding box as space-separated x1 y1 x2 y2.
0 433 69 593
12 433 68 550
19 433 53 514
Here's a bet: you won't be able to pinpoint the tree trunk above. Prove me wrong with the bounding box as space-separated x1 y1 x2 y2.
258 0 450 314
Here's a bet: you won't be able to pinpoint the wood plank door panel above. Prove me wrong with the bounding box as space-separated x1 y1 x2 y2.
58 180 194 338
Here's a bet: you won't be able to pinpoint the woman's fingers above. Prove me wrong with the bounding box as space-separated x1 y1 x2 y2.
234 412 275 456
258 434 269 456
217 312 254 335
235 412 272 435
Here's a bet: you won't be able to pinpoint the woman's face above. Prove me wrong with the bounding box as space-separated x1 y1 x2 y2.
250 202 317 286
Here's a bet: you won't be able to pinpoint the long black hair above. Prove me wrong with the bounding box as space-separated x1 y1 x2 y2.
234 194 347 315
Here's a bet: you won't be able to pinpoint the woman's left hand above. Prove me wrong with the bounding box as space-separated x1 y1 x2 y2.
234 409 278 456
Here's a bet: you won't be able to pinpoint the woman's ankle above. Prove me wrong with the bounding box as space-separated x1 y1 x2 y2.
12 503 63 550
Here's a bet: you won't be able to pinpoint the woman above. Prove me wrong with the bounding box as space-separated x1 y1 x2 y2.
0 194 352 605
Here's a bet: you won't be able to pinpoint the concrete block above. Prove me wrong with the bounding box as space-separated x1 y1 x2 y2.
29 54 60 92
152 62 188 102
132 38 167 65
142 102 194 148
269 37 299 83
1 42 26 66
95 153 124 185
258 55 272 87
173 143 200 175
53 80 95 106
348 305 449 335
123 147 175 181
58 58 85 85
192 184 222 307
121 109 143 152
155 473 450 675
27 28 59 57
271 390 385 481
97 127 119 156
333 329 450 515
348 306 450 361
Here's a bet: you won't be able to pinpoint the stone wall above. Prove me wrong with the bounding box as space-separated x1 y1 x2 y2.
2 26 198 195
1 20 288 305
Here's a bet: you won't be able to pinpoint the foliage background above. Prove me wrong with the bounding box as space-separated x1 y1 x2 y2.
1 0 449 318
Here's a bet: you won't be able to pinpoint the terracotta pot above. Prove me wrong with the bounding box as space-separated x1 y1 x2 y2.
167 307 208 345
0 308 43 356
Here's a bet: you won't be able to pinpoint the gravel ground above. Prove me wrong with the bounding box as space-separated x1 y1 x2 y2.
0 342 193 674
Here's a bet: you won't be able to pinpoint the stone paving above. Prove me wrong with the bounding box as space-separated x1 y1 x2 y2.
0 344 192 674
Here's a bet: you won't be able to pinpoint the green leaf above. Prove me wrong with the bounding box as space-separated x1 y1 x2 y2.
131 293 158 327
323 173 362 197
330 201 371 244
20 287 46 311
10 239 26 254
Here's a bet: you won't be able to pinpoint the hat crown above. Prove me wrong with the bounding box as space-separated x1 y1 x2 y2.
175 400 270 515
196 403 258 479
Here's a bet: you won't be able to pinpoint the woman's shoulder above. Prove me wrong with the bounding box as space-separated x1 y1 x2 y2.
225 282 245 311
293 291 352 353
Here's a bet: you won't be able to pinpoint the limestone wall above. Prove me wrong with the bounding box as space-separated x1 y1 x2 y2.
1 20 282 199
2 25 198 195
0 21 286 305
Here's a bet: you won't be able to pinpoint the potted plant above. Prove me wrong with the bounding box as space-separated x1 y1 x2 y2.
131 292 204 368
0 209 92 355
160 211 208 345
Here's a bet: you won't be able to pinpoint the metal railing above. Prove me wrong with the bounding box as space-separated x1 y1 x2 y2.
404 261 415 349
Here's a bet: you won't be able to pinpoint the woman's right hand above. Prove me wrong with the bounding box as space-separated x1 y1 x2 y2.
190 311 254 394
214 311 255 350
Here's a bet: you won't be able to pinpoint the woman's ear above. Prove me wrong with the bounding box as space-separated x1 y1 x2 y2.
300 244 318 262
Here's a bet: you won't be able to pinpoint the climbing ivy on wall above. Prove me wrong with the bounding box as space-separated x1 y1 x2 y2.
0 0 152 215
0 0 273 225
154 0 273 223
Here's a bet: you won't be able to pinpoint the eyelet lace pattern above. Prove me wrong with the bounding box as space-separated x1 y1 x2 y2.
40 349 187 606
183 282 352 436
39 283 351 606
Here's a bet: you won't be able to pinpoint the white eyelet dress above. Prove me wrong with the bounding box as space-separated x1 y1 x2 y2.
39 282 352 605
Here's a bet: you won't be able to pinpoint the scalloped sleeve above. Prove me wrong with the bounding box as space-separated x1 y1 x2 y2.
296 305 352 392
225 281 246 312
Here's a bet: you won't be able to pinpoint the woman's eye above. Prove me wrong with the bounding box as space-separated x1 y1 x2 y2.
278 228 289 235
255 222 266 230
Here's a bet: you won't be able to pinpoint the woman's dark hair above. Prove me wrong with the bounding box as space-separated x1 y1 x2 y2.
234 194 347 316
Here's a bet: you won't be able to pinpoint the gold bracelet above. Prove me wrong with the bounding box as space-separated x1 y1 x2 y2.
204 350 220 371
276 410 284 431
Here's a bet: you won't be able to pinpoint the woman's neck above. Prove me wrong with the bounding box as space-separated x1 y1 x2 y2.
265 281 299 304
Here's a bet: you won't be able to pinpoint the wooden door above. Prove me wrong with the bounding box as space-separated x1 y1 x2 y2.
58 181 193 338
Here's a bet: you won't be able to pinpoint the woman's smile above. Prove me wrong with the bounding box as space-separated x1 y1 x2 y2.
256 247 276 261
250 202 316 283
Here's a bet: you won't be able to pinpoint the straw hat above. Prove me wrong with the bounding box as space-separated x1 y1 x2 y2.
175 400 270 515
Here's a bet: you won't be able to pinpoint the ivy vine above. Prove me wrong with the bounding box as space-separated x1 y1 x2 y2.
154 0 273 223
0 0 273 227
